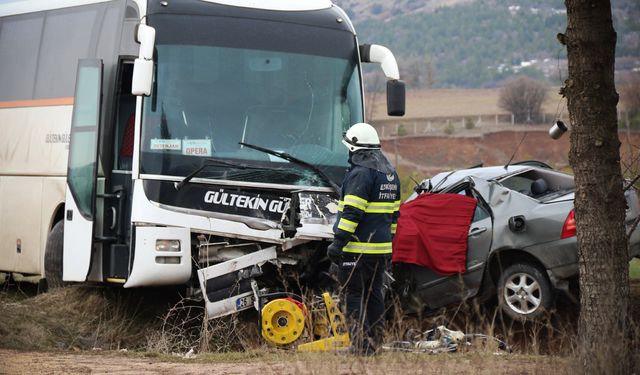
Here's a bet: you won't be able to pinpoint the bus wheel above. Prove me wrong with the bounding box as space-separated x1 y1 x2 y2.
44 221 64 289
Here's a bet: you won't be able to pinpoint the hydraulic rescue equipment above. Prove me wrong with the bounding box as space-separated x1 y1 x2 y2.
297 292 350 351
261 297 307 346
258 292 350 350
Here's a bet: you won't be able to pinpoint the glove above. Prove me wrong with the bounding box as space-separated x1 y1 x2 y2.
327 239 345 264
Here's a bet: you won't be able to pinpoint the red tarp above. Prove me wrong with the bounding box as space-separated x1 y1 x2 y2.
392 193 477 275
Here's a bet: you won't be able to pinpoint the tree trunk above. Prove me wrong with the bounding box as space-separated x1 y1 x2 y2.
563 1 630 373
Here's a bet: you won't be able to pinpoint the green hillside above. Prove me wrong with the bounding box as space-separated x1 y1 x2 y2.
341 0 639 88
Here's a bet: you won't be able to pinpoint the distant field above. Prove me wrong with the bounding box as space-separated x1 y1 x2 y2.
631 258 640 280
370 87 565 120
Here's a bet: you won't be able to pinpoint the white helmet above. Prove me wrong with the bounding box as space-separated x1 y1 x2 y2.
342 123 381 152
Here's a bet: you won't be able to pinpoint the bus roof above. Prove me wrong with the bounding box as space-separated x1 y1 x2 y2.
0 0 111 17
0 0 335 18
201 0 332 11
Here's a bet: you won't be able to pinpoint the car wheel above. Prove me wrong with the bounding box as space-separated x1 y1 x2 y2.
498 263 553 321
44 221 64 289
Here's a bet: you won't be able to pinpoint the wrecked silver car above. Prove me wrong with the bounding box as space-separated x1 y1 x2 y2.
392 162 640 320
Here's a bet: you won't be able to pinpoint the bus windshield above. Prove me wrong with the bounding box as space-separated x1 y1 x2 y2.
140 13 363 188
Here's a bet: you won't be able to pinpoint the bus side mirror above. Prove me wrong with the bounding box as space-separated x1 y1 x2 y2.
132 24 156 96
360 44 406 117
132 59 153 96
387 79 405 116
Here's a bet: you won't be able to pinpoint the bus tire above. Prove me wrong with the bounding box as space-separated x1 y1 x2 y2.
44 221 64 289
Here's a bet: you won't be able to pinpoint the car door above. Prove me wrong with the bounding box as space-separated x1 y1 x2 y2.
463 195 493 292
410 180 494 310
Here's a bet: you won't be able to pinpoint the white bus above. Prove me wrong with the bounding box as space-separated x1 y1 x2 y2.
0 0 404 319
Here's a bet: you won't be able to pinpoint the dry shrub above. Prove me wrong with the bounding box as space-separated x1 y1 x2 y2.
382 284 579 359
0 286 154 350
444 122 455 135
145 297 265 355
465 118 476 130
499 76 548 123
0 282 263 355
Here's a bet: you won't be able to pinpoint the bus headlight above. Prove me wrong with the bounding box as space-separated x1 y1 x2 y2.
156 239 180 252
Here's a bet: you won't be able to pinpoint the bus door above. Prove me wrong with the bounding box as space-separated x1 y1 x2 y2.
63 59 103 282
102 59 136 283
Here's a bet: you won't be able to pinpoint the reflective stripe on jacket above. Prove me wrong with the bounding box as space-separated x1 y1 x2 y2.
333 163 400 255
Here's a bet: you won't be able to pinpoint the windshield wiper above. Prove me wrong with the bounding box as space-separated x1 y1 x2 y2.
175 158 279 191
239 142 340 196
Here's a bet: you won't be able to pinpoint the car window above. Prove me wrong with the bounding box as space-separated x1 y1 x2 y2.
500 175 533 195
473 204 490 222
499 169 575 201
456 189 490 222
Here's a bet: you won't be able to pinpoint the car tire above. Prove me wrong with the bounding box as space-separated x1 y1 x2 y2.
497 263 553 321
44 221 64 289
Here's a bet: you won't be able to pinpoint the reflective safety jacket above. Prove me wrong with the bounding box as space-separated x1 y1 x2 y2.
333 161 401 256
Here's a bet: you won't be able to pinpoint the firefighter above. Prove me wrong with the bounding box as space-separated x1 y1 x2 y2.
327 122 400 355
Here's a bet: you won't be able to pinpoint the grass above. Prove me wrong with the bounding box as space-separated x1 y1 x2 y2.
0 286 173 351
0 283 565 356
1 274 638 373
630 258 640 279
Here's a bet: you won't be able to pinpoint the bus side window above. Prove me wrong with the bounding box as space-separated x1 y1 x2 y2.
119 114 135 169
115 61 135 170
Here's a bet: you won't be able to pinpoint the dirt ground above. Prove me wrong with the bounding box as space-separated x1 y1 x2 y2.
0 350 279 375
0 349 571 375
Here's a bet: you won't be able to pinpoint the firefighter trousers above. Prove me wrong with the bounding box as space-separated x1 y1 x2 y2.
338 254 388 354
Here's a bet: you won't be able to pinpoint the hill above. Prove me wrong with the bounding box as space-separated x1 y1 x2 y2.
334 0 640 88
335 0 472 21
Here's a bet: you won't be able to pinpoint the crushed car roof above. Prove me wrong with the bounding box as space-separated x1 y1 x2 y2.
428 165 531 191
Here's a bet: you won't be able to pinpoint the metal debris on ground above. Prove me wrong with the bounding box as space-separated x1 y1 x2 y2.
170 348 196 359
382 325 511 354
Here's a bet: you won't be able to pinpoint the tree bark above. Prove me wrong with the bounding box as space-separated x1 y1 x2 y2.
563 1 630 373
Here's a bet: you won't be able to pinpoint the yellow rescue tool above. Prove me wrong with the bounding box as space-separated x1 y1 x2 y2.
260 292 351 350
261 298 307 346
